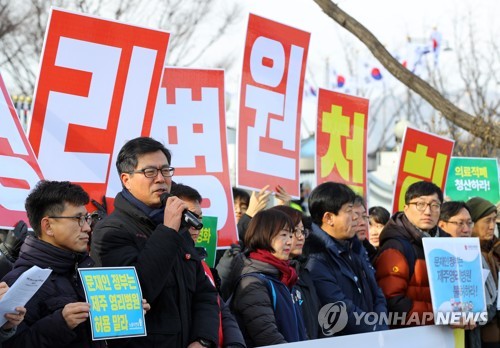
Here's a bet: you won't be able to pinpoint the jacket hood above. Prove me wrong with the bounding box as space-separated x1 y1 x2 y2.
16 235 94 274
305 222 363 256
241 257 280 278
379 212 424 247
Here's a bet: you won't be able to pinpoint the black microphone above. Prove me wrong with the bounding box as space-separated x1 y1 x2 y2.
160 192 204 230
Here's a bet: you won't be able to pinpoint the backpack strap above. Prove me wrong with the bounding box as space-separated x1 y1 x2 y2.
228 272 277 311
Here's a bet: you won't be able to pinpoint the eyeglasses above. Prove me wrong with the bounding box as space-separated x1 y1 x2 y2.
408 201 441 212
48 213 93 227
293 227 310 238
444 220 474 229
129 167 175 178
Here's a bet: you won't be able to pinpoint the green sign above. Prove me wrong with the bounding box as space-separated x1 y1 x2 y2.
445 157 499 203
195 216 218 268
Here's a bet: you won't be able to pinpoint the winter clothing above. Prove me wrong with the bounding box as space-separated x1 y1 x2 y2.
466 197 497 222
231 255 307 347
248 250 297 288
374 212 435 327
1 235 103 348
90 192 219 347
305 223 388 335
291 256 321 339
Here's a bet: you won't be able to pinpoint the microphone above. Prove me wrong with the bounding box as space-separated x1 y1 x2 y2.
160 192 204 230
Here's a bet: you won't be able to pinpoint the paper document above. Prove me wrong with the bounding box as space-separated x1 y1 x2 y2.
0 265 51 327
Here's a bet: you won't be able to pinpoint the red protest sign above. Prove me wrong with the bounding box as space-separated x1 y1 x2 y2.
316 89 368 198
0 73 44 229
29 8 170 207
392 127 454 212
237 14 310 198
151 67 237 247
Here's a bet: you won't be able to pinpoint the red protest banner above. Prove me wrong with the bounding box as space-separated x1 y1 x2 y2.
237 14 310 198
151 67 237 247
29 8 170 208
392 127 454 212
0 73 44 229
316 89 368 198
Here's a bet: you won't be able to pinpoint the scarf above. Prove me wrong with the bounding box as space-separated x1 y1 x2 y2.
121 188 165 226
249 249 298 288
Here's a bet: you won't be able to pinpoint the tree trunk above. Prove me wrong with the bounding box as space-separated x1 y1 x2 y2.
313 0 500 149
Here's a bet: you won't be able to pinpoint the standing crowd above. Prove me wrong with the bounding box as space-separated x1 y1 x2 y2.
0 136 498 347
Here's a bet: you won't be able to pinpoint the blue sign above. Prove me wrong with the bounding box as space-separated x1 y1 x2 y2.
79 267 146 340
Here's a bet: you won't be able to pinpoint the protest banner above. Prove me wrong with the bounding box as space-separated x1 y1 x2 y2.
422 238 486 325
151 67 237 247
28 8 170 208
79 267 146 340
392 127 454 212
237 13 310 198
316 89 368 198
195 216 218 267
445 157 499 203
0 73 44 229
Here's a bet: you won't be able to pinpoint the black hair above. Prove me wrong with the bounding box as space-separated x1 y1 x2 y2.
368 206 390 225
232 187 250 205
170 182 202 204
25 180 89 237
270 205 303 227
439 201 470 222
404 181 444 204
353 195 366 208
116 137 172 175
308 182 356 225
244 209 293 253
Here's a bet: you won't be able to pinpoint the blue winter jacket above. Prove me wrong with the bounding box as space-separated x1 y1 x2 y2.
305 223 388 335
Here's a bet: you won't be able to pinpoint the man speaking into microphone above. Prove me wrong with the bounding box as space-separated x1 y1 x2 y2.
91 136 219 348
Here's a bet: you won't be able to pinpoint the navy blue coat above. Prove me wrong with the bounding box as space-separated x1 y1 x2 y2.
305 223 388 335
1 236 104 348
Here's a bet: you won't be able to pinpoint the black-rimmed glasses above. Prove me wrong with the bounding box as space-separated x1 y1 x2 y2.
129 167 175 178
48 213 93 227
408 201 441 212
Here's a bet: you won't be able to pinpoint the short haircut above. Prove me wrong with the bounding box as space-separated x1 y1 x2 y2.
25 180 89 237
116 137 172 175
353 195 366 208
232 187 250 205
368 206 390 225
308 182 356 225
244 209 293 253
170 183 202 204
270 205 303 228
404 181 443 204
439 201 470 222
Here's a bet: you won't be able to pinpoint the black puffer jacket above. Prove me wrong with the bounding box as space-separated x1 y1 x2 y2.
91 192 219 347
1 236 103 348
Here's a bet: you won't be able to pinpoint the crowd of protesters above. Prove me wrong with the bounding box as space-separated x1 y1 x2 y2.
0 136 498 347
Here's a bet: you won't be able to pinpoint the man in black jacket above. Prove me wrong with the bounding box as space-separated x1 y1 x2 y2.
91 137 219 348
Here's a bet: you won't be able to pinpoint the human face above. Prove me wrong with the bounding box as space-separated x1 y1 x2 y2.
233 197 248 222
438 208 473 238
183 199 203 243
352 204 368 241
321 202 354 240
290 221 305 257
43 203 91 253
121 150 171 208
368 218 384 247
472 211 497 241
403 194 441 231
270 228 293 260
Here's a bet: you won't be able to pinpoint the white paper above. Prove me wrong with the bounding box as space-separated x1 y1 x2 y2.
497 272 500 311
0 265 52 327
482 269 490 284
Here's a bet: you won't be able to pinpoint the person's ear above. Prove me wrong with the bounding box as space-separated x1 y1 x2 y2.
121 173 132 190
41 217 53 236
322 212 335 227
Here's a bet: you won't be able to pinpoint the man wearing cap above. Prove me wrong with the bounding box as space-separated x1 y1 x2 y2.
466 197 499 348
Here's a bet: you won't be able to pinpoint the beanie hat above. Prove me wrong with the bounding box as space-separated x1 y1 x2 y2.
466 197 497 223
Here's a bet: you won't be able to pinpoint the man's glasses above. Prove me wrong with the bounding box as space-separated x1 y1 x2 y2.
48 213 93 227
444 220 473 229
129 167 175 178
293 227 310 238
408 201 441 212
